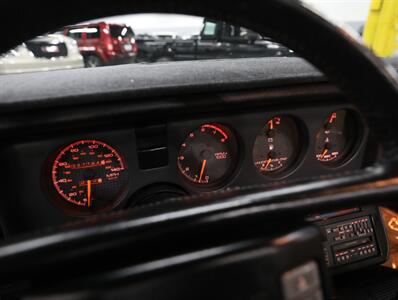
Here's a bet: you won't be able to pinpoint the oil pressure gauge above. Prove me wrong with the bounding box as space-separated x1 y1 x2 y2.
315 110 359 166
253 116 301 175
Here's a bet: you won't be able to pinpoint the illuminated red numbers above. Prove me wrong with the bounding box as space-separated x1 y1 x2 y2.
214 152 228 160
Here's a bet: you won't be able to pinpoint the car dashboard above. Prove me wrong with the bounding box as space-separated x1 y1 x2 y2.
0 57 390 278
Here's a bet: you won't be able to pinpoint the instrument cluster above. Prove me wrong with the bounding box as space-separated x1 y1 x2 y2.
45 106 365 216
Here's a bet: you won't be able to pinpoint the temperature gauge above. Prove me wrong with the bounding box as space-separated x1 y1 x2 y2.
315 110 359 165
253 116 300 175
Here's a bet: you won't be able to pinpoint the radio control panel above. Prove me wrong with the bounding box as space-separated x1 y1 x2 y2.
309 206 388 274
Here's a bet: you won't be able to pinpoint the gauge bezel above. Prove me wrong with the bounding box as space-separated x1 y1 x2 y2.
315 109 362 168
177 123 240 190
252 115 307 179
46 139 129 216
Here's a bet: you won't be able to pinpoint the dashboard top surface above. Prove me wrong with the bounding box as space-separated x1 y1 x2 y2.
0 57 325 112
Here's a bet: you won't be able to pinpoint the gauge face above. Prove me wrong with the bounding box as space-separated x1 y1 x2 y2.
253 116 300 175
51 140 128 213
177 123 238 186
315 110 358 165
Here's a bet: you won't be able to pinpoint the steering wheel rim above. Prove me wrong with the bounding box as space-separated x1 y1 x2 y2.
1 0 398 294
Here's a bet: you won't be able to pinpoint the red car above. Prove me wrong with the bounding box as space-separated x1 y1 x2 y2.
64 22 137 67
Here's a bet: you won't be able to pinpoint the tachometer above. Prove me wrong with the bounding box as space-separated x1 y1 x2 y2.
253 116 300 175
51 140 128 214
177 123 238 186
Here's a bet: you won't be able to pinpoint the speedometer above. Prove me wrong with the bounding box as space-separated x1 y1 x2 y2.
51 140 128 214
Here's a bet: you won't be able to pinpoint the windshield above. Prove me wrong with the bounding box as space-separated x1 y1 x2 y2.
0 1 396 75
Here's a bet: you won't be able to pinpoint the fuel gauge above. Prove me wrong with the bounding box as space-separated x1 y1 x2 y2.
253 116 301 175
315 110 359 166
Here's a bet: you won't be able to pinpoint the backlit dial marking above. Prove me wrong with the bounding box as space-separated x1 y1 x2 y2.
315 110 358 165
253 116 300 174
51 140 128 212
177 123 238 186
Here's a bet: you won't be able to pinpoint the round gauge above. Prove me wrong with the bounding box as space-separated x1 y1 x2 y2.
51 140 128 214
177 123 238 186
315 110 358 165
253 116 300 175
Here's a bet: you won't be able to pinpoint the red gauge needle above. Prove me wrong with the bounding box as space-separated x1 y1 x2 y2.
87 180 92 207
264 158 272 170
199 159 207 183
320 148 328 159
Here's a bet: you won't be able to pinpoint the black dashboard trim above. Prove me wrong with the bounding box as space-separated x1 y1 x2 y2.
0 58 325 114
0 82 342 140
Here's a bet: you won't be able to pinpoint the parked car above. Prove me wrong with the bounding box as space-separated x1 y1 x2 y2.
64 22 137 67
0 34 83 74
153 32 182 41
135 34 174 63
137 19 294 62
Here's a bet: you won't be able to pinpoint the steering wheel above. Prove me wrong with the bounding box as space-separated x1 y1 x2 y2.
1 0 398 298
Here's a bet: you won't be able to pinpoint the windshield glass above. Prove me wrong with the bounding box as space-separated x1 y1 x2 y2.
0 1 396 75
